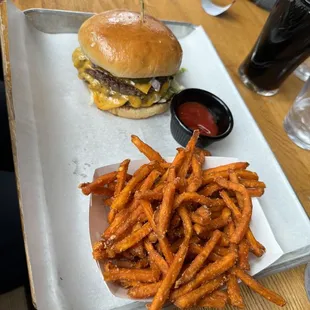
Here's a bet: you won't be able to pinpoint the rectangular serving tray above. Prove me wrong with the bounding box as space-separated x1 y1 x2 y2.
2 1 310 309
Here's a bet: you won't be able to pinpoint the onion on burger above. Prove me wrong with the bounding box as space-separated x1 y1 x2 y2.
72 10 184 119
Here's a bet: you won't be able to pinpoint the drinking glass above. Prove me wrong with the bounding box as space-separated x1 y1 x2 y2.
239 0 310 96
283 78 310 150
294 58 310 82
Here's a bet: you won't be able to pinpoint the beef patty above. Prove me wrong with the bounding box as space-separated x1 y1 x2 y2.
85 66 170 97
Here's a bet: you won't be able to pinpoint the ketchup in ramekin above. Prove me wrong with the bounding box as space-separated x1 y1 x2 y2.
177 102 219 137
170 88 234 147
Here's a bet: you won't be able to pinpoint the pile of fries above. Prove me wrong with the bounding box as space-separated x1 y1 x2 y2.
79 130 286 309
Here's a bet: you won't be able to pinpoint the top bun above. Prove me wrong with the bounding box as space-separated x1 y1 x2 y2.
78 10 183 78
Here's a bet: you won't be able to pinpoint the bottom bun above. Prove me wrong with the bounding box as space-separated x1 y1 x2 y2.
107 102 169 119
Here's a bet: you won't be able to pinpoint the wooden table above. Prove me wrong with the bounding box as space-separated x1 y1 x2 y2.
10 0 310 309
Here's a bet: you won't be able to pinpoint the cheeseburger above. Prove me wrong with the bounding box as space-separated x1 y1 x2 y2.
72 10 183 119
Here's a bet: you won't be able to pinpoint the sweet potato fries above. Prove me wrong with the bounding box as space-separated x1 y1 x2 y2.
79 130 286 309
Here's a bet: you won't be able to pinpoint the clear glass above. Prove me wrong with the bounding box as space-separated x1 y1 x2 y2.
239 0 310 96
283 78 310 150
294 58 310 82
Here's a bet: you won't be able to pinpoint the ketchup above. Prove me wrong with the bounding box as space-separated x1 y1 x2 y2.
177 102 219 137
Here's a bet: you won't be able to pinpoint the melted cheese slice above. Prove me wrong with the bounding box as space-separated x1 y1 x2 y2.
93 92 128 110
72 47 169 110
134 82 152 94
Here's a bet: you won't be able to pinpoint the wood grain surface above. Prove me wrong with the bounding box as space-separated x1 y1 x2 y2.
10 0 310 309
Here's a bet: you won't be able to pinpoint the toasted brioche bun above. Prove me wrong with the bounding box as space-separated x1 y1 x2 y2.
78 10 182 78
107 102 169 119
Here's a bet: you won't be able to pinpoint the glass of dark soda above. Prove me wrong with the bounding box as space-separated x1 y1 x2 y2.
239 0 310 96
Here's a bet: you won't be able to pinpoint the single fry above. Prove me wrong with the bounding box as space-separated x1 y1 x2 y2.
215 177 252 244
226 220 238 253
167 166 176 182
246 229 265 257
186 154 203 192
128 281 163 299
198 290 228 308
178 206 193 241
232 268 286 307
80 171 117 195
247 188 265 197
145 240 169 276
203 162 249 176
227 273 245 308
108 208 117 224
131 135 166 163
213 246 230 256
171 251 237 301
174 275 227 309
219 190 240 217
237 170 259 180
177 129 199 179
141 168 161 190
202 169 257 186
104 267 160 283
202 170 231 185
240 179 266 188
238 239 250 271
111 222 152 255
114 159 130 197
229 171 245 210
112 258 148 269
135 189 162 201
175 230 222 287
158 182 176 238
161 149 185 183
